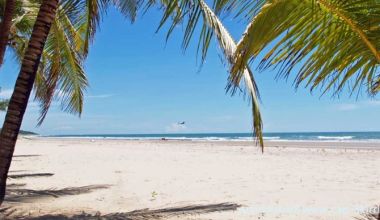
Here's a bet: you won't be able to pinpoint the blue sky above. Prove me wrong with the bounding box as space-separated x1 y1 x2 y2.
0 7 379 135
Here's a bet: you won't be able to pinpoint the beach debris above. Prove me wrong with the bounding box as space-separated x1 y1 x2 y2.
151 191 158 201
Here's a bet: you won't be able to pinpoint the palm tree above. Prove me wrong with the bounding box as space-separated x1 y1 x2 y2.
0 0 16 66
2 0 90 123
0 0 264 207
0 0 140 206
0 0 60 205
2 0 140 122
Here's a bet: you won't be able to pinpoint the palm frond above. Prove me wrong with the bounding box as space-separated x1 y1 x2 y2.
212 0 265 19
34 13 88 125
67 0 140 56
199 0 263 149
6 0 89 125
74 0 106 56
151 0 264 148
232 0 380 96
5 0 140 125
112 0 140 22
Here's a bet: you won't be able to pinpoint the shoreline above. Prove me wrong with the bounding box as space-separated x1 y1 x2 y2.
24 136 380 150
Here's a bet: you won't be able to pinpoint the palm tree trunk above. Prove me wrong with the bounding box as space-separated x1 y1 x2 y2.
0 0 59 206
0 0 16 67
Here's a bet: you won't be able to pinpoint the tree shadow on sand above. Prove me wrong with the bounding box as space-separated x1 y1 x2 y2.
8 202 241 219
5 184 111 203
355 205 380 220
8 173 54 179
13 155 41 158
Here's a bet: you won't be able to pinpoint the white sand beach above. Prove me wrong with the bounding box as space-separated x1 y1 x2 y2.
3 138 380 219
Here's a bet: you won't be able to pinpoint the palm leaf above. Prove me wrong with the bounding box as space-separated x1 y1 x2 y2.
198 0 263 149
72 0 140 56
4 0 141 125
232 0 380 96
34 7 89 125
151 0 264 149
5 0 89 124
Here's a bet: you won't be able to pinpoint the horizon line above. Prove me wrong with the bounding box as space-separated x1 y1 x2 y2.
44 131 380 136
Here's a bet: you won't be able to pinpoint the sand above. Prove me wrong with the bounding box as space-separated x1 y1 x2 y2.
2 138 380 219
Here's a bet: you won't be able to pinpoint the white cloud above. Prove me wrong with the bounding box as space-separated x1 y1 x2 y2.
333 99 380 111
0 89 13 99
165 123 187 133
366 100 380 106
335 103 359 111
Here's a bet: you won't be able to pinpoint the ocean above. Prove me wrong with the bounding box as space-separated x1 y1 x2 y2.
50 132 380 142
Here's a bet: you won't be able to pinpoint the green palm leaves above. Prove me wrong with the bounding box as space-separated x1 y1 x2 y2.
34 2 90 124
71 0 139 56
3 0 89 124
232 0 380 96
154 0 265 149
154 0 380 150
198 0 264 149
1 0 140 124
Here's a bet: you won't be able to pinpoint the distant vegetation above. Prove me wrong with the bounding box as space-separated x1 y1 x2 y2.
0 128 37 136
19 130 38 136
0 100 7 111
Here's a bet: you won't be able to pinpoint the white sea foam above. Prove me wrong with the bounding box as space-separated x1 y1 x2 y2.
317 136 354 140
264 136 281 140
45 134 380 143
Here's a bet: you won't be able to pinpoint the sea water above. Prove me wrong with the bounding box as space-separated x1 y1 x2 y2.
50 132 380 142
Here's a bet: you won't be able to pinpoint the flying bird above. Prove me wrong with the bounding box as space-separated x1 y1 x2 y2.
178 121 186 125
